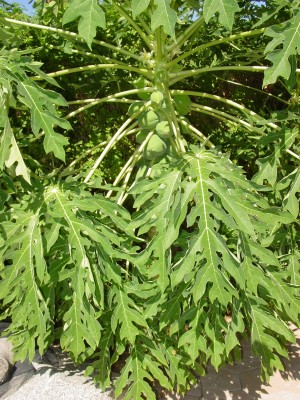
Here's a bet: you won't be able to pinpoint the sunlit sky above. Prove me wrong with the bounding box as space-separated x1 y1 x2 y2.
7 0 34 14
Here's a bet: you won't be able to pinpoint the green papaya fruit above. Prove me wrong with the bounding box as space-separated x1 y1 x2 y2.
133 77 151 100
151 91 164 104
156 120 172 138
144 134 167 160
139 110 159 129
136 130 148 144
127 101 145 116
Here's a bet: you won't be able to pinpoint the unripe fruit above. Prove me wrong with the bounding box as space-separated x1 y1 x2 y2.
136 130 148 144
156 121 172 138
144 134 167 160
151 91 164 104
127 101 145 116
139 110 159 129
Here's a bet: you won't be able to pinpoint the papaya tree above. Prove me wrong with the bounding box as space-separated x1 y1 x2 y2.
0 1 299 398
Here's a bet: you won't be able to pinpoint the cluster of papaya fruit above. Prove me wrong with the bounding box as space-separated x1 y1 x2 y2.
128 91 173 160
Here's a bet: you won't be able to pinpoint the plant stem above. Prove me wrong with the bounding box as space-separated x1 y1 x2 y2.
0 16 142 62
167 28 267 67
31 63 153 81
106 131 153 198
165 90 186 153
67 98 135 106
191 103 264 135
213 75 290 105
135 14 152 36
178 118 214 148
171 90 278 130
65 88 155 119
169 66 269 84
84 102 151 183
168 15 204 52
155 26 164 63
112 1 152 50
111 131 154 203
60 127 140 178
48 44 129 66
286 149 300 160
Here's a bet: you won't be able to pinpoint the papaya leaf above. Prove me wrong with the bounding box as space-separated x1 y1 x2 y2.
263 10 300 86
89 315 114 390
285 251 300 287
114 346 156 400
0 117 31 183
63 0 106 48
131 0 150 19
178 307 207 363
224 299 245 355
0 202 52 359
151 0 177 39
0 180 132 362
17 80 71 161
247 295 296 381
0 51 71 162
203 0 240 31
170 150 275 304
0 83 31 182
44 184 130 359
282 169 300 218
161 340 193 389
253 128 298 186
111 287 148 344
129 168 184 291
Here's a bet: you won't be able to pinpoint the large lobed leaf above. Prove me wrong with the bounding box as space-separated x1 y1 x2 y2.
263 7 300 86
151 0 177 39
203 0 240 31
0 85 31 183
131 0 150 19
17 80 71 161
0 197 52 359
0 181 131 362
63 0 106 48
253 128 298 186
0 50 71 163
128 148 298 378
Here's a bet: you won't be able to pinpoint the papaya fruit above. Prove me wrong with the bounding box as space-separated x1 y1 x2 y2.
138 110 159 129
156 120 172 138
127 101 145 116
144 134 167 160
151 91 164 104
136 130 148 144
133 77 151 100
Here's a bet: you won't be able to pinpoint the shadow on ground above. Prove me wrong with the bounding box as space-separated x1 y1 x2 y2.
1 323 299 400
178 326 300 400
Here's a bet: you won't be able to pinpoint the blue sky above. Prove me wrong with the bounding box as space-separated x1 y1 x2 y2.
7 0 34 14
